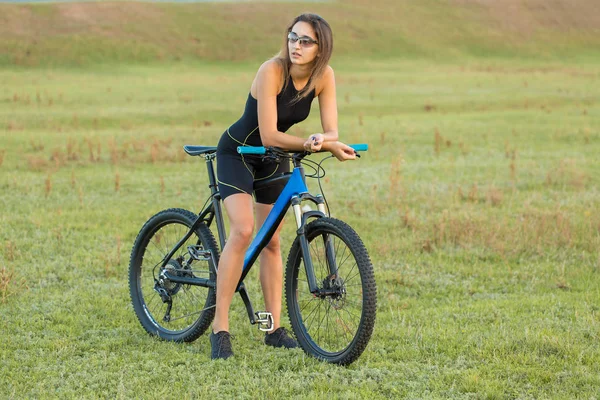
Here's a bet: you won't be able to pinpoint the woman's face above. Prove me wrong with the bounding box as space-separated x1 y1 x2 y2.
288 21 319 66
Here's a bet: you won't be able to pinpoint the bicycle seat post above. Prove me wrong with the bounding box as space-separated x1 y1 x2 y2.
204 153 218 197
203 152 227 250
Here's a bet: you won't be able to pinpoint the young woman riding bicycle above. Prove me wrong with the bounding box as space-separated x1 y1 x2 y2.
211 13 357 359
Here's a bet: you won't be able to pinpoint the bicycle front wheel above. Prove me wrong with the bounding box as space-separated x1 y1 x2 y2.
129 208 218 342
285 217 377 365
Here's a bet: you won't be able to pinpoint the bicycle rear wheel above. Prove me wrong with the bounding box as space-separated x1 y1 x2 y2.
129 208 218 342
285 217 377 365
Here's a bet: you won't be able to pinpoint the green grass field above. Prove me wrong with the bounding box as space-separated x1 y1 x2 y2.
1 1 600 398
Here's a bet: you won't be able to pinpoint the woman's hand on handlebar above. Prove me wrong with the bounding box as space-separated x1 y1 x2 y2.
326 141 357 161
303 133 324 153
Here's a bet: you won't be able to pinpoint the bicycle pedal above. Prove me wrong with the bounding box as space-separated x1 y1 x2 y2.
255 311 274 332
187 245 211 261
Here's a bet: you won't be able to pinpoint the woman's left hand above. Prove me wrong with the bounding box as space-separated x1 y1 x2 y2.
304 133 324 153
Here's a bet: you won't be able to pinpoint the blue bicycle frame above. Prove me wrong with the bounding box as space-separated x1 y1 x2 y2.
160 144 367 326
235 144 367 289
243 165 308 271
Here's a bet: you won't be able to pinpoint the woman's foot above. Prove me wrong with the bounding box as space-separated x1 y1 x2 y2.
264 327 298 349
210 331 234 360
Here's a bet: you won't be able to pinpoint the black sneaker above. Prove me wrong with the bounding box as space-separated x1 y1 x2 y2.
210 331 234 360
264 327 298 349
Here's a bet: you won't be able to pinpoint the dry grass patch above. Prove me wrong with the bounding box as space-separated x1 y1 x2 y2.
23 136 186 173
27 155 49 171
545 159 589 189
452 0 600 35
413 207 597 258
0 264 28 304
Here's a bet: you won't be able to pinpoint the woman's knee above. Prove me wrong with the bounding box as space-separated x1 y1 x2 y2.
229 222 254 247
223 194 254 248
264 232 281 253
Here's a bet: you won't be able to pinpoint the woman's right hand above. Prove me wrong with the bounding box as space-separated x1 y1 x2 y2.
327 141 357 161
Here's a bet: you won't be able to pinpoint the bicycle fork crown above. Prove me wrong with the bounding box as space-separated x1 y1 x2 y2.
292 195 326 229
255 312 274 332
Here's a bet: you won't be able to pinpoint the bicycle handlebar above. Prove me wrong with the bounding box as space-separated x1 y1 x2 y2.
237 143 368 155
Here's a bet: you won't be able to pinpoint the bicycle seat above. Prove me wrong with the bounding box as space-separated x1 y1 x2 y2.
183 145 217 156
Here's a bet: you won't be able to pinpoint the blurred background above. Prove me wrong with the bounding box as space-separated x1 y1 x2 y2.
2 0 599 65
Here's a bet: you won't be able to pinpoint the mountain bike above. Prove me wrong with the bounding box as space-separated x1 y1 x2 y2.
128 144 377 365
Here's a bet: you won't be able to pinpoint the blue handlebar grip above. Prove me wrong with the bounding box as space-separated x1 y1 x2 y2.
237 146 266 155
349 144 369 152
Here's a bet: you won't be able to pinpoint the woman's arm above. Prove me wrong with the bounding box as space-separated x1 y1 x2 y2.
317 66 356 161
316 66 339 143
256 61 354 159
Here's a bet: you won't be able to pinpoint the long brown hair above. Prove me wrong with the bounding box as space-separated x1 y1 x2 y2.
272 13 333 103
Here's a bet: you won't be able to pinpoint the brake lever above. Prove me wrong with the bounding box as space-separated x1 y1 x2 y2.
261 154 281 163
260 146 283 163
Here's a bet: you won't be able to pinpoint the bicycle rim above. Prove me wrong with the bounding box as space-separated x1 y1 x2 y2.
286 218 376 364
132 211 216 338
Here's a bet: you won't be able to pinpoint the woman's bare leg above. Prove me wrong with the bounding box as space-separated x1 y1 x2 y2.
255 202 285 331
212 193 254 334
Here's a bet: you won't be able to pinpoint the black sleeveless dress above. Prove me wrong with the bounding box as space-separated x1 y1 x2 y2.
216 75 316 204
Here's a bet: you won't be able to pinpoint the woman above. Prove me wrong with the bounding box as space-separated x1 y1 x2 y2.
212 13 357 360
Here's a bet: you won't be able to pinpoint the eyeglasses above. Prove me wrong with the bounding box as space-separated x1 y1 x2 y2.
287 32 318 48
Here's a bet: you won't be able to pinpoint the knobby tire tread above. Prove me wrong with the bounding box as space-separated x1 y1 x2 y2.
129 208 218 343
285 217 377 365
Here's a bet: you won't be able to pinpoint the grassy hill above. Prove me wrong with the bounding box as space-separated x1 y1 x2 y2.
1 0 599 66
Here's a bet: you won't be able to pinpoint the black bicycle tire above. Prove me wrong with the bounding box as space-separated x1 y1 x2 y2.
129 208 218 342
285 217 377 365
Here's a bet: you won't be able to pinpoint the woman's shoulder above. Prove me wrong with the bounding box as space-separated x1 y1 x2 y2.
316 65 335 96
323 65 335 81
252 59 285 97
257 59 284 78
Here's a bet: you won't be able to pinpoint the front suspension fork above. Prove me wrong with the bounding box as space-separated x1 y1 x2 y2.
291 195 336 295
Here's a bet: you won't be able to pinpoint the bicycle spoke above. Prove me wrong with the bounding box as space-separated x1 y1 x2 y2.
177 288 195 315
152 232 168 257
337 249 353 272
340 299 363 309
344 268 360 288
173 228 183 258
297 278 309 285
299 297 317 314
325 301 331 350
303 298 321 327
313 235 325 270
340 310 359 339
146 244 166 263
305 300 323 333
146 291 161 311
333 307 352 342
310 239 325 281
167 304 215 323
315 301 330 345
184 285 205 310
